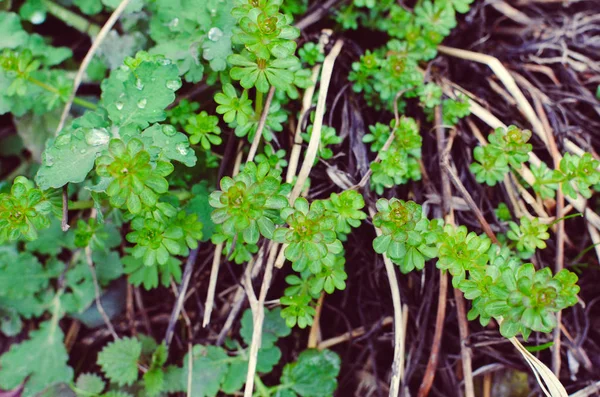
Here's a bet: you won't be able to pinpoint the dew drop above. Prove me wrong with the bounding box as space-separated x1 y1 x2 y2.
166 80 182 90
115 101 124 111
162 125 177 136
80 148 87 154
210 8 217 16
55 134 71 146
137 98 147 109
135 78 144 90
30 11 45 24
168 18 179 31
159 58 172 66
45 154 54 166
176 143 188 156
207 27 223 42
85 128 110 146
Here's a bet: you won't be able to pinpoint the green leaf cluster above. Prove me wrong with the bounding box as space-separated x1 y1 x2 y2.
77 336 168 396
228 0 302 94
552 152 600 199
373 199 437 273
371 199 580 339
470 125 533 186
301 124 342 162
276 192 366 328
210 161 289 244
461 247 579 339
0 12 73 117
0 176 57 242
506 217 550 258
148 0 236 82
346 0 471 110
367 117 422 194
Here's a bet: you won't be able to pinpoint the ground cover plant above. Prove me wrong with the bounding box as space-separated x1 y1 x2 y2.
0 0 600 396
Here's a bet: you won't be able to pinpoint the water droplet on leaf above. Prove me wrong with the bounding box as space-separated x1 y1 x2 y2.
159 58 171 66
207 27 223 42
166 80 181 90
137 98 147 109
176 143 188 156
162 125 177 136
55 134 71 146
85 128 110 146
45 154 54 166
115 101 124 111
210 8 217 16
80 148 87 154
135 78 144 90
30 11 45 24
168 18 179 30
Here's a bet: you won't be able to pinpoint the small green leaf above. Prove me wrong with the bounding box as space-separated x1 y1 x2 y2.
101 57 181 129
97 337 142 386
36 117 112 189
75 373 105 396
373 234 391 254
221 359 247 394
280 349 341 397
183 345 230 397
0 321 73 397
240 307 291 348
140 124 197 167
143 368 164 397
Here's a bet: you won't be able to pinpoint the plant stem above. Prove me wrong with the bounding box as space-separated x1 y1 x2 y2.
255 90 264 116
68 200 94 210
41 0 101 37
28 76 98 110
254 375 270 397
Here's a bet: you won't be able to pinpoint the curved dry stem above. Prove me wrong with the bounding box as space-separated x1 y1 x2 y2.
243 40 344 397
369 206 405 397
285 30 331 183
289 40 344 202
246 87 276 163
56 0 132 134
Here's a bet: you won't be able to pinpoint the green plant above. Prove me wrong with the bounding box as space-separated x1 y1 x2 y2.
368 117 422 194
274 197 343 274
495 202 512 222
372 199 580 340
0 176 57 242
210 161 289 244
95 139 173 214
184 111 223 150
301 124 342 161
552 152 600 199
298 41 324 66
372 198 437 273
74 308 341 397
470 125 532 186
0 0 591 395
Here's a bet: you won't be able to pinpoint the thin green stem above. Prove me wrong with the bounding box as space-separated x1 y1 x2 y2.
41 0 101 37
68 200 94 210
255 90 264 116
268 383 293 393
72 96 98 110
28 76 98 110
254 375 270 397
